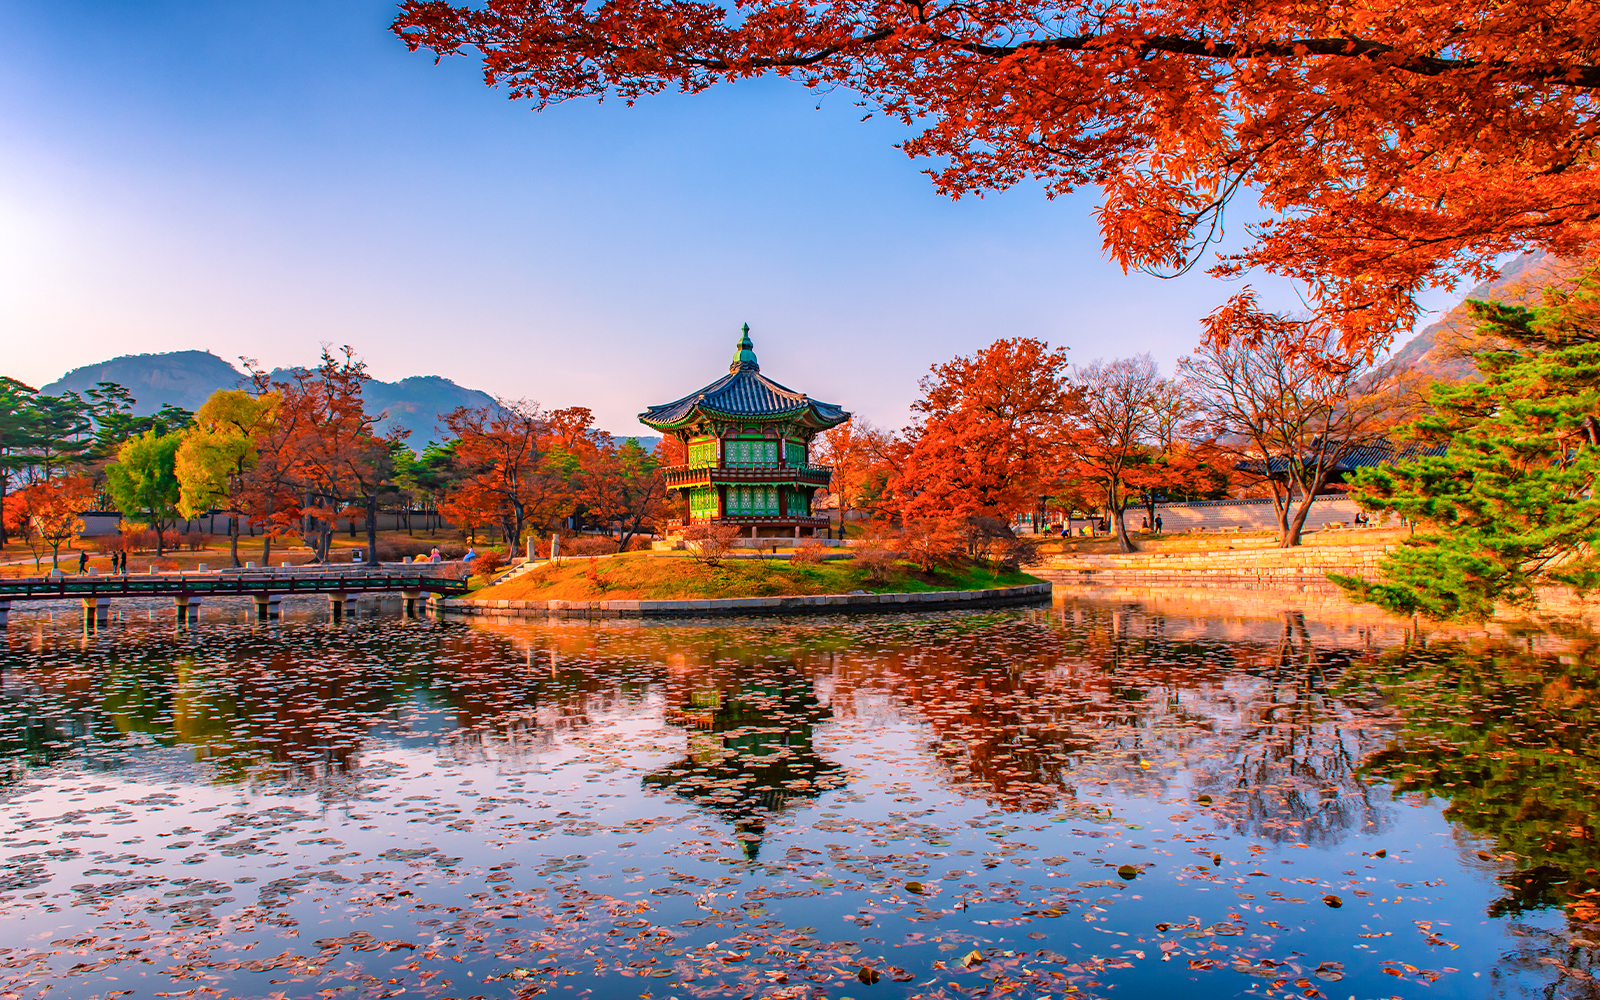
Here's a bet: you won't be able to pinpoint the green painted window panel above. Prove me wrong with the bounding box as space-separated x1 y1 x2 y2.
785 441 807 467
728 485 778 516
787 489 810 516
688 486 718 519
688 438 718 468
727 439 777 467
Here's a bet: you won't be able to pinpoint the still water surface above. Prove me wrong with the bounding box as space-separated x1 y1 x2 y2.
0 600 1595 1000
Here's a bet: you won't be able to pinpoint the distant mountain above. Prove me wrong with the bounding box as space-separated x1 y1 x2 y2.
41 350 245 414
42 350 498 445
1390 252 1581 380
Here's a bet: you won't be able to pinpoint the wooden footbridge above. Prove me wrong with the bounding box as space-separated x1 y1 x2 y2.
0 570 469 625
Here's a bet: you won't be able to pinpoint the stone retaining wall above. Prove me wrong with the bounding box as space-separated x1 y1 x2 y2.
1148 496 1366 533
1037 543 1392 590
439 582 1052 619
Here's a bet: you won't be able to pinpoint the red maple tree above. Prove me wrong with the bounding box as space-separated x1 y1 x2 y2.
394 0 1600 360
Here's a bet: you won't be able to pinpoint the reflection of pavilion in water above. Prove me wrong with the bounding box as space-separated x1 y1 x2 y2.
644 670 845 858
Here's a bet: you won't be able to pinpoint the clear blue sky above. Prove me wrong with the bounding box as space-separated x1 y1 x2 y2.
0 1 1448 435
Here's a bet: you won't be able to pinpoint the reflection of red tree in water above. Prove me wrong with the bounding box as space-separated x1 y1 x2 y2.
808 609 1392 844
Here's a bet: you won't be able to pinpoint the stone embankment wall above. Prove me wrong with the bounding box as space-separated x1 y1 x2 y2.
443 582 1052 619
1038 542 1392 591
1147 496 1366 533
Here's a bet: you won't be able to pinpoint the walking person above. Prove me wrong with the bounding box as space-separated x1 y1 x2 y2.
1155 514 1163 534
77 551 88 574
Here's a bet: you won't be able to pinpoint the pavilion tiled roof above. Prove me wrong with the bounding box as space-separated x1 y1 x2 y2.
639 326 849 430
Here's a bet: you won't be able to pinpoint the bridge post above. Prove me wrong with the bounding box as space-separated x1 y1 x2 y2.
174 596 202 623
80 597 110 628
328 592 348 620
0 600 9 626
253 594 282 620
401 590 423 617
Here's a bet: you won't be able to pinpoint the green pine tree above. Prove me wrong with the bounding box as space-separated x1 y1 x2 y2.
1333 266 1600 620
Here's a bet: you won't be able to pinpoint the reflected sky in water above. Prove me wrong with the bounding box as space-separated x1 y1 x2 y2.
0 598 1595 999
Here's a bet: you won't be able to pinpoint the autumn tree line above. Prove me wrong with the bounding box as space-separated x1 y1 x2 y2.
819 329 1411 558
7 253 1600 623
0 348 666 570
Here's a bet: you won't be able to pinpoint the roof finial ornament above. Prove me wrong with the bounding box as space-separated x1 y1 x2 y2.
730 323 760 372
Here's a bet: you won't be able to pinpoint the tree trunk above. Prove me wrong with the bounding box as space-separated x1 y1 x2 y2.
262 534 272 565
1109 485 1136 553
1282 471 1329 547
229 516 240 568
365 494 379 565
1283 499 1314 547
155 514 165 556
1271 482 1292 546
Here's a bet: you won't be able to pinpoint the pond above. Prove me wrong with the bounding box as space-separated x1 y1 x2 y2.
0 598 1595 1000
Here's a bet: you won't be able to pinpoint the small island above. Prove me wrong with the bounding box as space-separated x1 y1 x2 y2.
471 550 1044 604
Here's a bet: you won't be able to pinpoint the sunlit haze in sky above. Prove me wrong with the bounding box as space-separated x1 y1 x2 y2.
0 1 1452 436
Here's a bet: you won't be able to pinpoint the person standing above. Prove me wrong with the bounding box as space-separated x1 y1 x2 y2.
1155 514 1163 534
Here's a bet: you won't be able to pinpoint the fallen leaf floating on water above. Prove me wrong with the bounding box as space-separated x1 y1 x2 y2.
858 966 880 984
1117 865 1140 880
904 881 925 894
960 950 985 968
1323 894 1343 908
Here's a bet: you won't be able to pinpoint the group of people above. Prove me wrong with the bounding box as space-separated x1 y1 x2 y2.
80 550 128 574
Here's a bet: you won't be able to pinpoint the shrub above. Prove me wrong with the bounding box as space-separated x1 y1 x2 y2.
119 524 154 553
565 535 620 556
186 533 211 552
684 523 742 566
789 540 827 565
853 547 902 586
474 549 508 577
89 536 123 555
900 520 964 573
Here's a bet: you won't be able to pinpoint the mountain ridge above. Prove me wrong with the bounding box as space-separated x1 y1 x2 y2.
38 350 658 449
41 350 497 445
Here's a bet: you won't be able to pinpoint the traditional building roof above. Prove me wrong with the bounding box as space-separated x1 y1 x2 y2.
639 325 850 431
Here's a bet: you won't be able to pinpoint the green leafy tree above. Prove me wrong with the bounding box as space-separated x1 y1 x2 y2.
25 393 92 481
84 382 140 458
175 390 278 567
0 377 38 548
106 430 184 556
1335 267 1600 619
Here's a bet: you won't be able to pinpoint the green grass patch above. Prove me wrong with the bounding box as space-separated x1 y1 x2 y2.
474 553 1040 603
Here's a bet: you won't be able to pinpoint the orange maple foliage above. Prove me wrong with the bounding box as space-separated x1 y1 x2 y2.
440 400 578 547
394 0 1600 360
10 476 95 571
891 337 1073 527
245 348 402 563
580 439 668 551
812 417 900 524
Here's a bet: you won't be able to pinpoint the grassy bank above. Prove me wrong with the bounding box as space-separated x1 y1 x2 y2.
473 553 1040 602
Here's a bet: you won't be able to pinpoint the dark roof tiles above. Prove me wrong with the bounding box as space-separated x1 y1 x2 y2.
640 328 849 430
